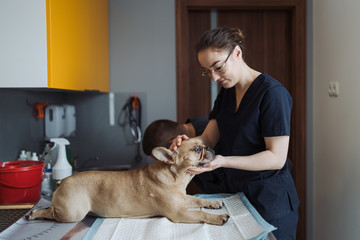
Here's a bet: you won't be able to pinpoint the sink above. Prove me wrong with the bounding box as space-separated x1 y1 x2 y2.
77 164 131 172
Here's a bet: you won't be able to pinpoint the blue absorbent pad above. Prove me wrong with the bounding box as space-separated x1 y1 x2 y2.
194 192 276 240
83 192 276 240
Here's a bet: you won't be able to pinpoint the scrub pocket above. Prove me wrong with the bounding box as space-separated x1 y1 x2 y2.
247 170 300 220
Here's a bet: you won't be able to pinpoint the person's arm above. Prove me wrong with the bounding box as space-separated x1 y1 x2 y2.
196 119 220 149
187 135 289 174
170 119 220 150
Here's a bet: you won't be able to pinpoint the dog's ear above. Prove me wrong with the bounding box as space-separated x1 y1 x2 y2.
152 147 177 164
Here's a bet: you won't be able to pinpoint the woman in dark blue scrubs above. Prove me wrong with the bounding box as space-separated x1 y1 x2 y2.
171 27 300 239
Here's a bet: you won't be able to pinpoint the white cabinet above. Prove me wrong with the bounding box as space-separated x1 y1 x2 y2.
0 0 109 91
0 0 48 87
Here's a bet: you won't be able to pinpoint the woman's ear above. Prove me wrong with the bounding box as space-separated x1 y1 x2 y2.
234 45 242 58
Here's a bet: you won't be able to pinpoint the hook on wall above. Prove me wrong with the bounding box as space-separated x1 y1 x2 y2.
26 99 49 119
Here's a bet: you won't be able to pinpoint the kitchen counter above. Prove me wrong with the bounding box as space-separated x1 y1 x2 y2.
0 207 32 233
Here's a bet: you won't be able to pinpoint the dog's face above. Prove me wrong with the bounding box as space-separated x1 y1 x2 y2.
152 138 215 170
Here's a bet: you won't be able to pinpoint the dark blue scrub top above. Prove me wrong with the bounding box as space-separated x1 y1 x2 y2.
209 73 299 220
186 116 209 137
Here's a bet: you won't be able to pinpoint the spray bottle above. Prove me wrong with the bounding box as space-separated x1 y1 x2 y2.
50 138 72 189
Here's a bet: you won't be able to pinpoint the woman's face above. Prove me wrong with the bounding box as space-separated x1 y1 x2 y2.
198 47 239 88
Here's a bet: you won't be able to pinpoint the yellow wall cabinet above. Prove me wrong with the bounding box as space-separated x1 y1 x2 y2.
0 0 109 92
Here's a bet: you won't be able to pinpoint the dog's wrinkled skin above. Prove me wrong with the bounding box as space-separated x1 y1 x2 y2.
27 139 229 225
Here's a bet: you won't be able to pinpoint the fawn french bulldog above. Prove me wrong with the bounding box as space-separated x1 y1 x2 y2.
27 139 229 225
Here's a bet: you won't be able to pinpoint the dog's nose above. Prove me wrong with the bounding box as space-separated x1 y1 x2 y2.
205 147 215 159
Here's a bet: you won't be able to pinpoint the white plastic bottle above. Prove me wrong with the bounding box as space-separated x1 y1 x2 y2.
50 138 72 188
26 151 31 160
18 150 27 160
41 163 52 197
31 152 39 161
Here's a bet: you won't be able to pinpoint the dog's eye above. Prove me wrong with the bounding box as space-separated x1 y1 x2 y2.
194 146 202 153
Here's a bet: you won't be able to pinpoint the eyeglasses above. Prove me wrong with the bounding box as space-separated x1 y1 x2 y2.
201 48 234 78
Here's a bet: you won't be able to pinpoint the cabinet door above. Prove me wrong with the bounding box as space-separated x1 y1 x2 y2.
0 0 47 87
47 0 109 91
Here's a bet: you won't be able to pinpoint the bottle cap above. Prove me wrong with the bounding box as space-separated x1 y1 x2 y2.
46 163 52 172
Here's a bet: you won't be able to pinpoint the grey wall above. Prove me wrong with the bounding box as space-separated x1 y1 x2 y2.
69 91 148 169
313 0 360 239
109 0 176 124
0 89 148 169
0 89 67 161
306 0 314 239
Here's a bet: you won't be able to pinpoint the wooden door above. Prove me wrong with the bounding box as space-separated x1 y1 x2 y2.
176 1 306 239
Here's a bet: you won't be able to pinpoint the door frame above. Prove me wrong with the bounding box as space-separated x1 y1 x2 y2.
176 0 306 239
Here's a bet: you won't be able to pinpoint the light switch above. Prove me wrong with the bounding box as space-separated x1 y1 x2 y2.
328 82 339 97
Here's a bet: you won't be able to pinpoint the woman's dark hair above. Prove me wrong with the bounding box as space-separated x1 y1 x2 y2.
195 26 244 53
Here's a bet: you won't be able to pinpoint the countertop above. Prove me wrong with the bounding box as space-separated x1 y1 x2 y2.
0 205 33 233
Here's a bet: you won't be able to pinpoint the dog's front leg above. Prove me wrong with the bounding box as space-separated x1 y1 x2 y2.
185 195 223 209
167 208 229 226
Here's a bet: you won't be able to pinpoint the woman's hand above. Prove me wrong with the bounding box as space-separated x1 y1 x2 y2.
186 155 224 175
169 134 189 150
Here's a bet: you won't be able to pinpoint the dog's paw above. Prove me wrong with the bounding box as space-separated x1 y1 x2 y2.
205 200 223 209
220 214 230 225
213 214 230 225
25 211 33 221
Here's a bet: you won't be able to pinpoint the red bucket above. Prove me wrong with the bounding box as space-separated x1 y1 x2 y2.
0 160 44 204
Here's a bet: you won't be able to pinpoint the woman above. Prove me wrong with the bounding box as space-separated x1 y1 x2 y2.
170 26 299 239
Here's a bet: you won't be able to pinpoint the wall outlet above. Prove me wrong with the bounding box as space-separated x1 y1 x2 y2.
328 81 339 97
